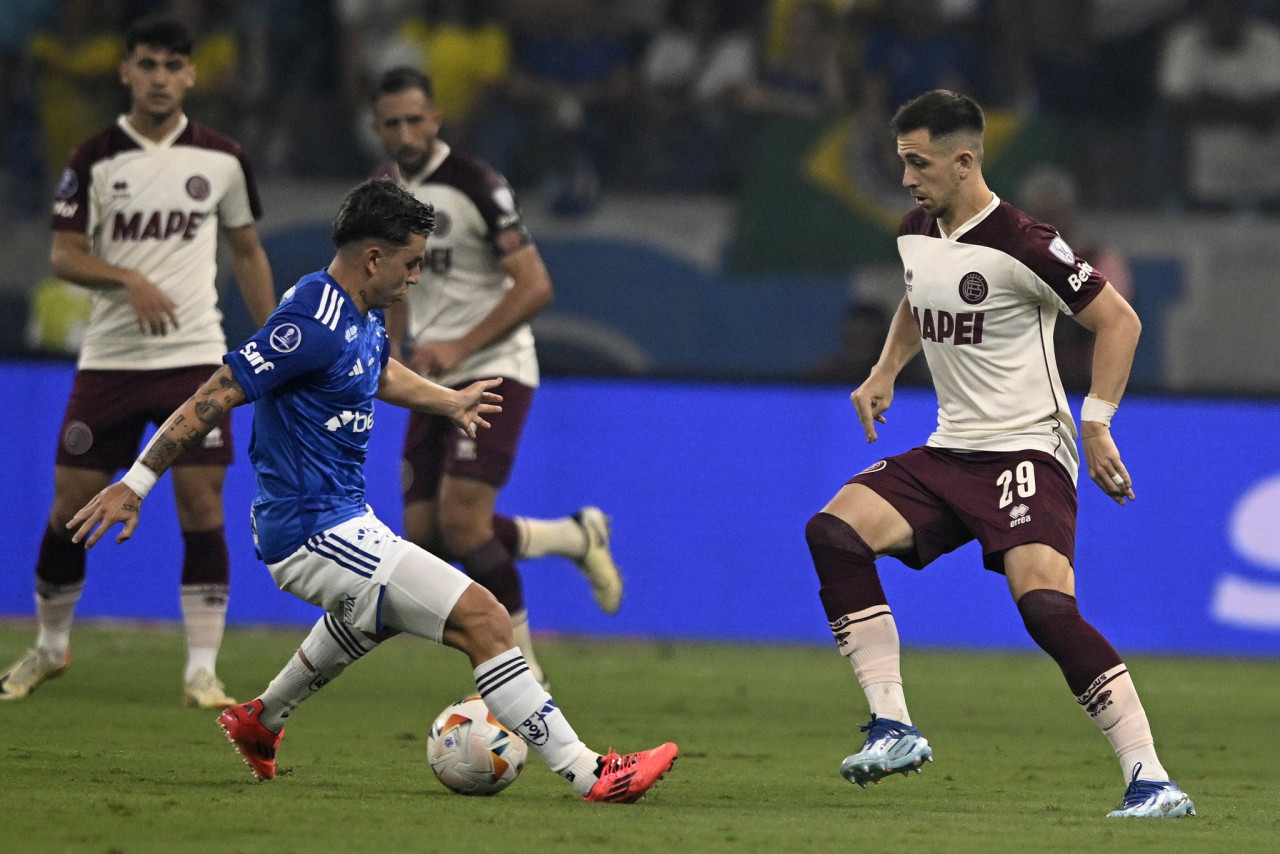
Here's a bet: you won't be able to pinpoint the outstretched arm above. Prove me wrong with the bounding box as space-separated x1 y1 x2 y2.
1071 284 1142 505
68 365 247 547
377 358 503 438
850 297 923 443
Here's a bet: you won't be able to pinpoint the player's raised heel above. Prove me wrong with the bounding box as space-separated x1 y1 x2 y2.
0 648 71 700
217 699 284 781
584 742 678 803
1107 773 1196 818
573 507 624 615
840 715 933 788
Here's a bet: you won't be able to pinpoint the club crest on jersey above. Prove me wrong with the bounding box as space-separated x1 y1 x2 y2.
1049 235 1076 266
56 169 78 199
431 210 451 238
859 460 888 475
958 271 988 305
269 323 302 353
185 174 211 201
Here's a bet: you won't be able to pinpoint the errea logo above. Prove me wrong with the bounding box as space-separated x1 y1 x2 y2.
1009 504 1031 527
324 410 374 433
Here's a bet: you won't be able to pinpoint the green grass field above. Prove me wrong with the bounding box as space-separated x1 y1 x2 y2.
2 622 1276 854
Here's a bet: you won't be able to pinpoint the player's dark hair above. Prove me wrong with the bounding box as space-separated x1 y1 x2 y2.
372 66 434 104
332 178 436 249
891 89 985 142
124 15 194 57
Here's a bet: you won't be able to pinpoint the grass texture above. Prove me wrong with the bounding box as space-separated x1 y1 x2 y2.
1 622 1276 853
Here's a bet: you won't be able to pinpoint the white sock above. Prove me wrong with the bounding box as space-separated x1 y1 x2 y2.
864 682 911 725
474 647 599 795
1075 665 1167 783
833 607 911 724
258 614 378 731
509 610 546 686
181 583 228 681
514 516 588 561
35 579 83 662
1120 746 1169 784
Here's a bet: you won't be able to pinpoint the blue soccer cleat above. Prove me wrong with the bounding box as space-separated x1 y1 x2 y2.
1107 768 1196 818
840 714 933 788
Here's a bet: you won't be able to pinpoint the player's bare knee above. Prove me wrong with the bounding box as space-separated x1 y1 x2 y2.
443 583 514 662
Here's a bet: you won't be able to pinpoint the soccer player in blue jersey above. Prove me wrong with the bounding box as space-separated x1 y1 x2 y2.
67 178 677 802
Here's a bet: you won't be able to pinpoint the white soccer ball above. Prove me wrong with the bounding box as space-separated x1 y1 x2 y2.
427 695 527 795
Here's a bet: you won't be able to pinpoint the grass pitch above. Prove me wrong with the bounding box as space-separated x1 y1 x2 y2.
1 623 1276 854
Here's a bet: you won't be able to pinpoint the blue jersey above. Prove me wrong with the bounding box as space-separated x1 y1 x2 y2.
223 270 390 563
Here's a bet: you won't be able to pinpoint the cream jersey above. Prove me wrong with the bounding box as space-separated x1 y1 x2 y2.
387 142 539 388
896 194 1107 481
52 115 261 370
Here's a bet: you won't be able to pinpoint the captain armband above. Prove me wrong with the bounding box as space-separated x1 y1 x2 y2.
1080 395 1118 429
120 461 159 499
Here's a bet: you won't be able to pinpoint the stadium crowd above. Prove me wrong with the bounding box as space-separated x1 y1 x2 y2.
4 0 1280 218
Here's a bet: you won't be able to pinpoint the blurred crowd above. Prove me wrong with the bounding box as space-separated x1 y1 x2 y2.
3 0 1280 222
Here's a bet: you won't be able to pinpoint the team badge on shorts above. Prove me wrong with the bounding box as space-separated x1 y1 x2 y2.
62 420 93 455
859 460 888 475
185 174 211 201
958 272 988 305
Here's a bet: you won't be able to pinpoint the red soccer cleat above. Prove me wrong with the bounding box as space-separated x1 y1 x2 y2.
217 699 284 781
583 742 678 803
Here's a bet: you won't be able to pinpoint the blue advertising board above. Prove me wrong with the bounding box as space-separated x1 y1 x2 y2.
2 360 1278 656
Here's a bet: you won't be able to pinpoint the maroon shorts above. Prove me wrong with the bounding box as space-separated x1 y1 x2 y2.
401 378 534 502
849 446 1077 573
56 365 234 470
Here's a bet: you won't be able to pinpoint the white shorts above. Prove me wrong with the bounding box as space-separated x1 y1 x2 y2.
266 509 470 639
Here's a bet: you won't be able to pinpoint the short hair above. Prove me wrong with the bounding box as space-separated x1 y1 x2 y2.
372 66 434 105
332 179 436 249
890 89 985 152
124 15 194 56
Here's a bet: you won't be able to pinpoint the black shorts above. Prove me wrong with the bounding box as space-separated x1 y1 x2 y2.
56 365 234 470
849 446 1077 572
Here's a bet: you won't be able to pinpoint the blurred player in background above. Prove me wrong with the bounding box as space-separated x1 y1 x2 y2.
804 90 1195 818
369 67 623 687
0 16 275 708
66 178 677 802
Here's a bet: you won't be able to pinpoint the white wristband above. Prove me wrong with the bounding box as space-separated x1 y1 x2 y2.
1080 395 1118 428
120 461 159 499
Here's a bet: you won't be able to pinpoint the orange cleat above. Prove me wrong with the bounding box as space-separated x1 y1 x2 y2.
584 742 678 803
217 699 284 781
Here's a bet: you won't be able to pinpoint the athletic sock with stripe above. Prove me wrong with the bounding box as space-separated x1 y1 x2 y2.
258 614 379 731
474 647 599 794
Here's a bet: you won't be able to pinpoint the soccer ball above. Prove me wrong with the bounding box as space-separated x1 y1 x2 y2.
427 695 527 795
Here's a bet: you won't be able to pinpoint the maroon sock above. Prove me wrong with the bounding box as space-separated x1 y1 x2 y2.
461 537 524 614
1017 588 1123 696
35 522 87 587
805 512 887 622
492 514 520 556
181 527 230 585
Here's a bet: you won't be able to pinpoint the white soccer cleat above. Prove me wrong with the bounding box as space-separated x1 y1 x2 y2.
0 648 70 700
1107 775 1196 818
573 507 624 615
183 668 238 709
840 715 933 788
